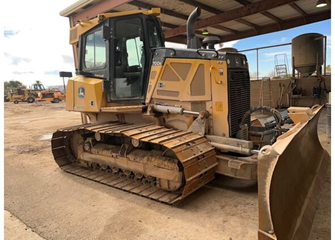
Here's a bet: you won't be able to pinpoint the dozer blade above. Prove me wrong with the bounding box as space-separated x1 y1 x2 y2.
258 105 330 240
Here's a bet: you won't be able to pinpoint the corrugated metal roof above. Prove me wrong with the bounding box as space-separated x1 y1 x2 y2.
221 21 253 31
60 0 103 16
296 0 331 14
242 13 275 26
266 5 299 21
61 0 330 43
197 0 243 11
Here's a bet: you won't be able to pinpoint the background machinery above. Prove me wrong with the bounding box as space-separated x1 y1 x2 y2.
36 88 66 103
7 87 37 104
6 81 66 104
52 8 329 240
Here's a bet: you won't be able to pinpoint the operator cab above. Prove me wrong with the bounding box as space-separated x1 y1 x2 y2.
32 83 45 91
78 14 164 103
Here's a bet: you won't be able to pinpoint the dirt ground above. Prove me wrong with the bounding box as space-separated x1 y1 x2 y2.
4 210 43 240
4 102 331 240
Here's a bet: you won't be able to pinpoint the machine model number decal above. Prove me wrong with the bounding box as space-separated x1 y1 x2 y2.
157 82 165 89
78 87 85 99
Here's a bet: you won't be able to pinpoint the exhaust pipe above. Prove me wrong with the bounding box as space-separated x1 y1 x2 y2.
187 7 201 49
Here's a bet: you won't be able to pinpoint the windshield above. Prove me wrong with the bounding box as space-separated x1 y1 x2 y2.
84 29 107 69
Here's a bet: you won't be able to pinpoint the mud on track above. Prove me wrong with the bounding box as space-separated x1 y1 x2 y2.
4 102 330 240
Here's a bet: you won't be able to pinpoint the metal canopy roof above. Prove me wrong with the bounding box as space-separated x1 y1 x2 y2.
61 0 331 44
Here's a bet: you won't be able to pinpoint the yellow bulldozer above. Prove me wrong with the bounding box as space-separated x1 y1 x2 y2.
36 88 66 103
52 8 329 240
7 87 37 104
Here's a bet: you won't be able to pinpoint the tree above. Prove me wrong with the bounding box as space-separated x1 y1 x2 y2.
4 80 24 94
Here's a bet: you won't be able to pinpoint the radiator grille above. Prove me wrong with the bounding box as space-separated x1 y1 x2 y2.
228 70 250 137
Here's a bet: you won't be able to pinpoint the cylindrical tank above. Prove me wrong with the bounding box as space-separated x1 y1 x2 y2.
292 33 324 77
218 47 238 53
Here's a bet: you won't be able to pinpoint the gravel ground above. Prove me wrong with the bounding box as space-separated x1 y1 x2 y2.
4 102 330 240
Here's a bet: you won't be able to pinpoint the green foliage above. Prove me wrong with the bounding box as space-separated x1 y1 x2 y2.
326 65 331 72
4 80 24 94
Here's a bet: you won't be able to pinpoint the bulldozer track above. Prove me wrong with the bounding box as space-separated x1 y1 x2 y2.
51 121 218 204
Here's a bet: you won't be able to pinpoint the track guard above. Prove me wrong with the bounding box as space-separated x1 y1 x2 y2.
258 105 330 240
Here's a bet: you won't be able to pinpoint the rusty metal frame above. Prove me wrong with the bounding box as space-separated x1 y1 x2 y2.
71 0 132 23
63 0 331 46
289 2 308 22
165 10 330 44
219 10 330 43
234 0 283 23
164 0 297 38
128 0 238 35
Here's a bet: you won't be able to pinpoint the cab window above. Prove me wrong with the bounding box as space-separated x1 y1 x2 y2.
84 29 106 69
147 19 163 48
126 37 142 67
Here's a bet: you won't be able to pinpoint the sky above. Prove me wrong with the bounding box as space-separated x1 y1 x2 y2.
1 1 332 87
2 0 78 88
234 19 331 78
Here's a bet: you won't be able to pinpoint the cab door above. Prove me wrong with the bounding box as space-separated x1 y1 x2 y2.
111 16 146 101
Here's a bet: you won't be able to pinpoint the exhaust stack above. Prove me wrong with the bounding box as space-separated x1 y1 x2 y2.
187 7 201 49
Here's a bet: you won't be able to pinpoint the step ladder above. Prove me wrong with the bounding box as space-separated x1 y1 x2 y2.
259 77 273 107
274 54 290 78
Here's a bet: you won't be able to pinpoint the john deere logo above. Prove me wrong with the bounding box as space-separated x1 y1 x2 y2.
78 87 85 98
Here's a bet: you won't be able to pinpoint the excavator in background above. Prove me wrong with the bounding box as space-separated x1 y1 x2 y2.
52 7 330 240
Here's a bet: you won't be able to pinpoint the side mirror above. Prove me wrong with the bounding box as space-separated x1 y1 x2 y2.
103 25 113 40
59 71 73 78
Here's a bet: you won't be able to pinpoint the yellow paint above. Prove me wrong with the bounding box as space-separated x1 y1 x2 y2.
210 60 230 136
66 75 106 112
66 79 74 110
151 58 211 102
70 8 160 44
215 101 223 111
146 58 231 136
210 66 222 84
145 65 163 104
